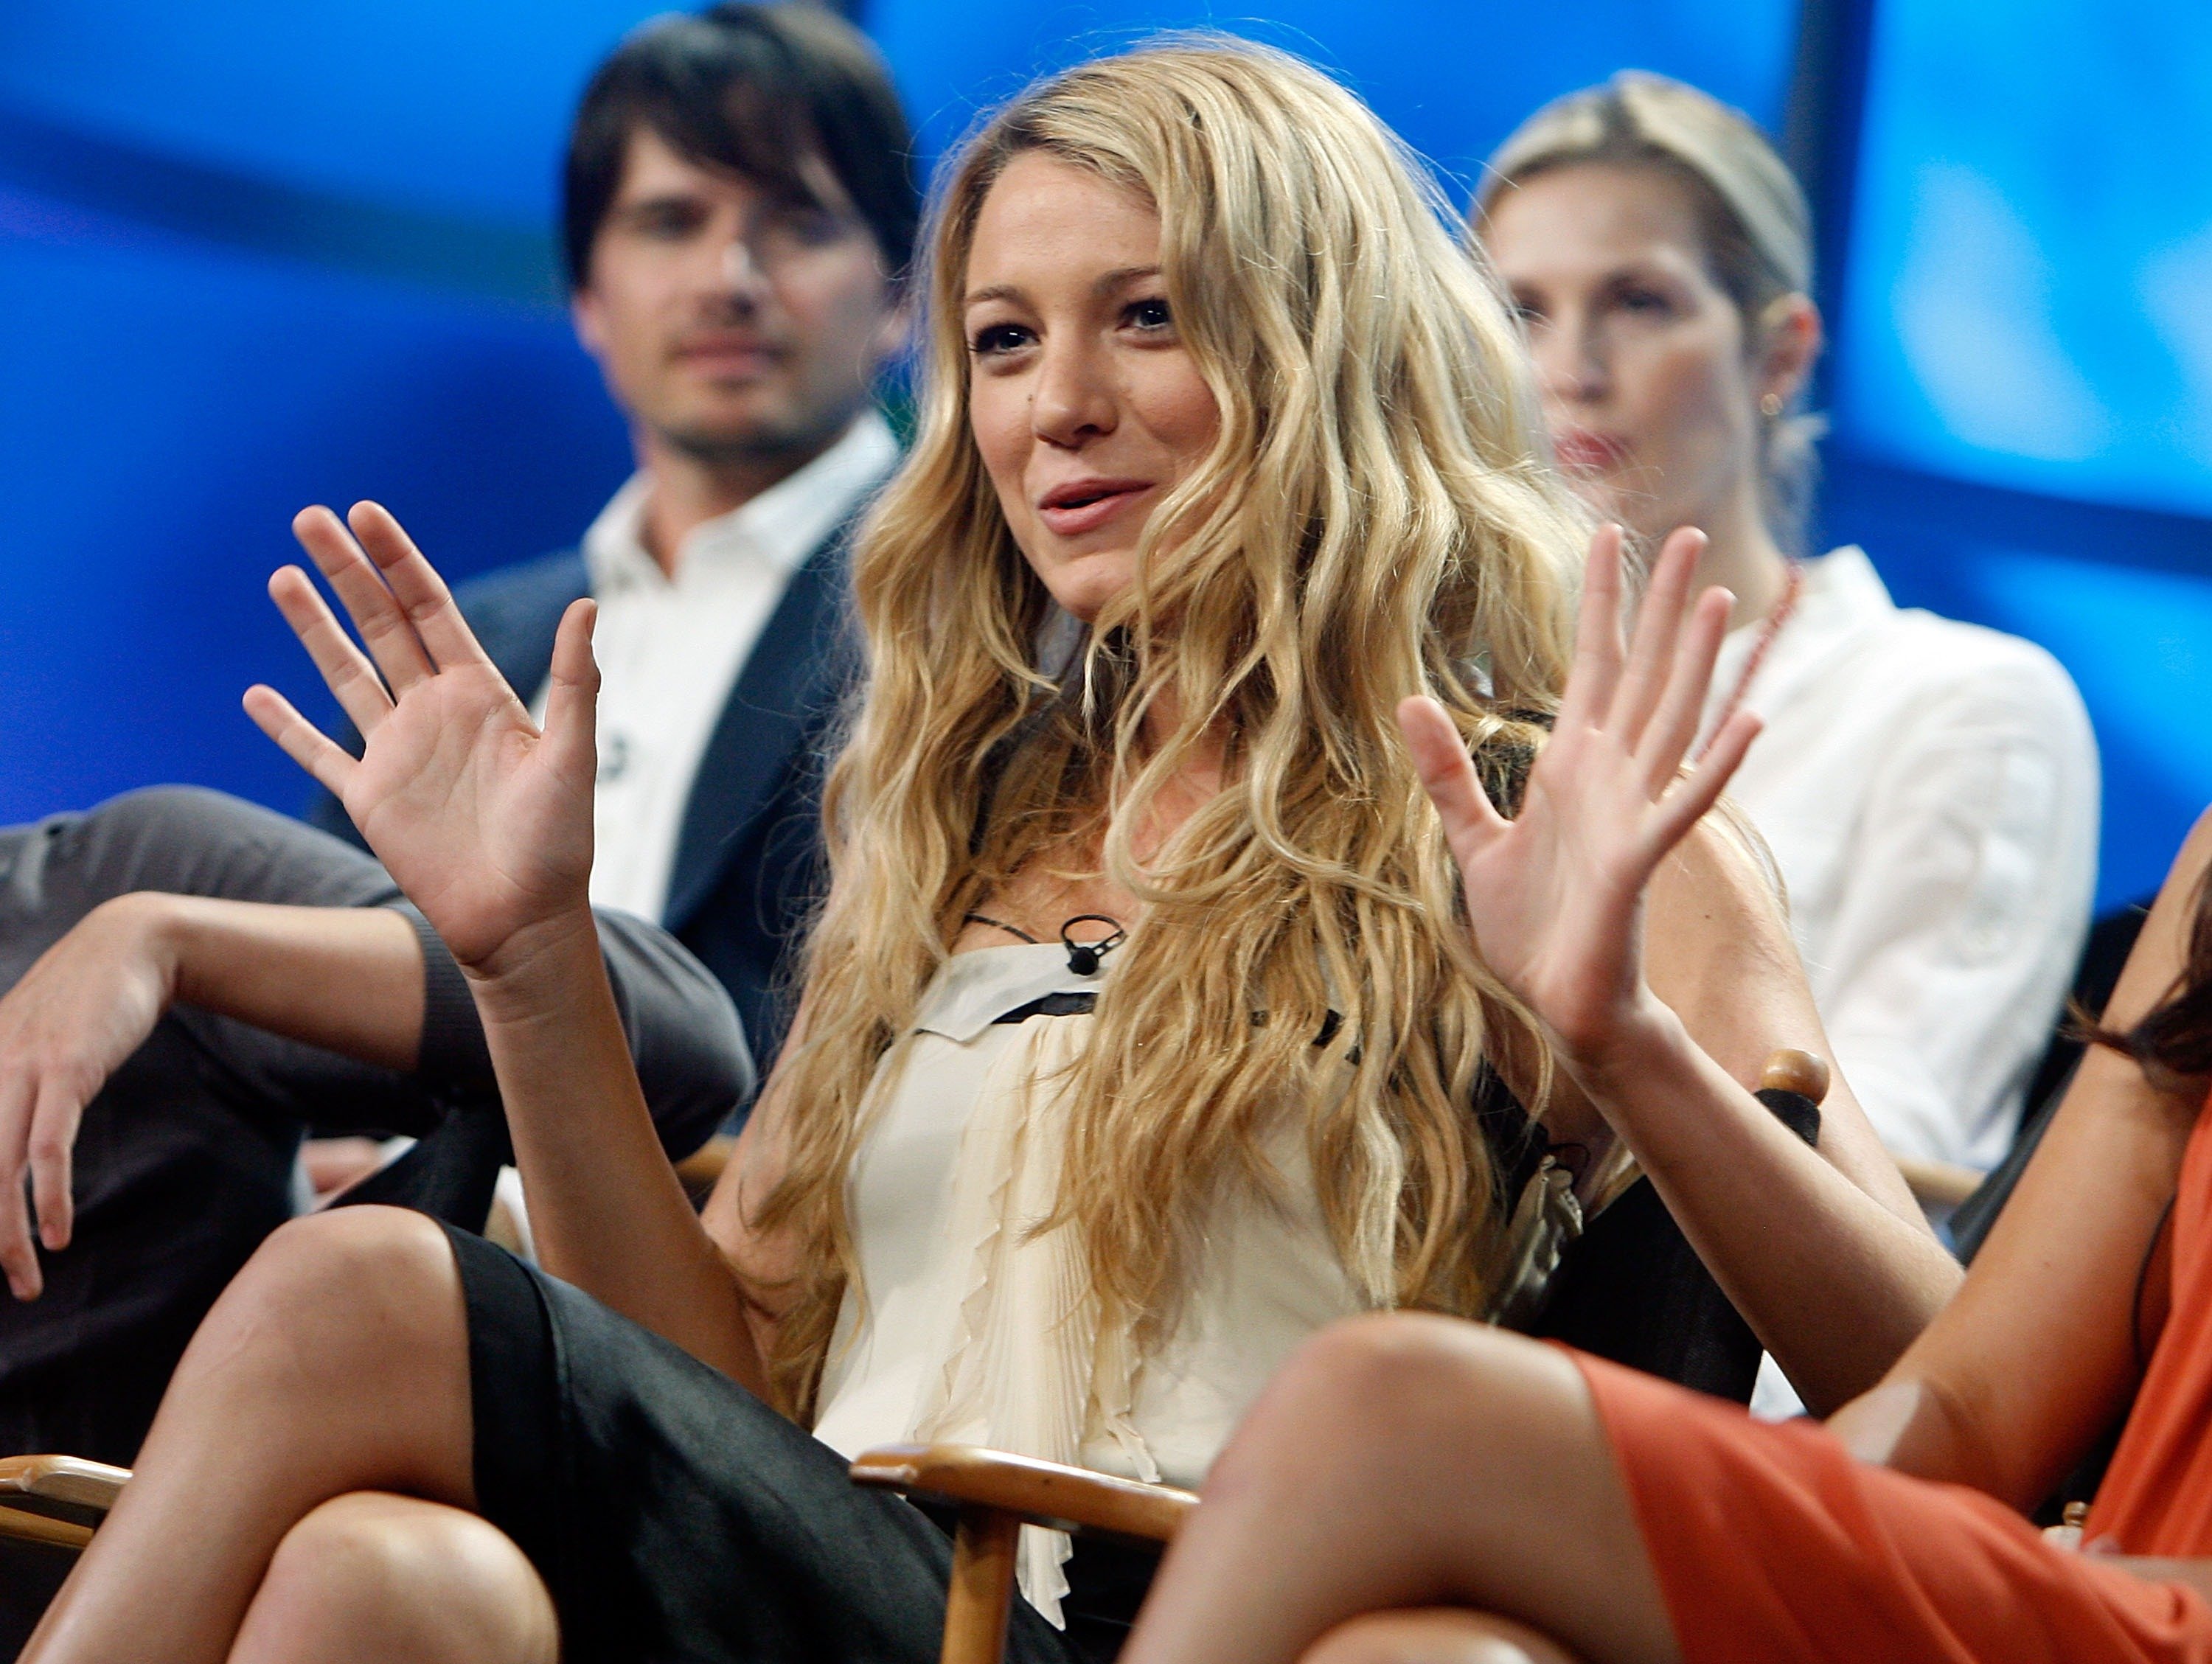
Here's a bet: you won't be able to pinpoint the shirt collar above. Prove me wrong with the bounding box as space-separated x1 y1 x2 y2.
1795 544 1895 629
581 408 898 595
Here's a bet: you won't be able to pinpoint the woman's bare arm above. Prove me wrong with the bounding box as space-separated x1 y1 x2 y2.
1590 822 1961 1414
246 501 777 1397
1823 810 2212 1507
459 911 771 1392
1404 523 1956 1418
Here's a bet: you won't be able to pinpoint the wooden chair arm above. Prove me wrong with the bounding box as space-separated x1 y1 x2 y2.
0 1454 130 1550
850 1443 1196 1545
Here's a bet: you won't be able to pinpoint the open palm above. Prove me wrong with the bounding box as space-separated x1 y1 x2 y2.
1399 526 1760 1063
243 502 599 972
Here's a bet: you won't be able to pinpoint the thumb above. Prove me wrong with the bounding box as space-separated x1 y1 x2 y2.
541 598 600 780
1397 695 1506 857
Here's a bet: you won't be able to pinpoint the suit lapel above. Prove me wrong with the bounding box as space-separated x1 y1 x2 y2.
660 518 858 931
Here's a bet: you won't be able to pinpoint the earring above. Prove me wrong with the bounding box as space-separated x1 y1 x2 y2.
1760 392 1785 419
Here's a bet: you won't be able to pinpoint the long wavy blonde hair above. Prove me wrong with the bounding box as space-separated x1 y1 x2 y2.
759 37 1590 1418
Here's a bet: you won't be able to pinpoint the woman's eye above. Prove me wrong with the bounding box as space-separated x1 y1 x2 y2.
1616 287 1674 316
1122 296 1174 333
969 323 1034 356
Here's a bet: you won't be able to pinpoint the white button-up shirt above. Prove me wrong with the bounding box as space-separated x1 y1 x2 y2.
1704 546 2099 1172
544 411 898 923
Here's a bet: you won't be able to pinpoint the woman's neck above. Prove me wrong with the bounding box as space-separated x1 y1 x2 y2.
1678 479 1795 631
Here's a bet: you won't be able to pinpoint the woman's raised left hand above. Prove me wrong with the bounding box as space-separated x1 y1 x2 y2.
243 501 599 974
1397 524 1760 1068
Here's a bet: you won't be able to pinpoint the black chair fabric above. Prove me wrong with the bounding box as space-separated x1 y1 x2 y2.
1523 1086 1822 1403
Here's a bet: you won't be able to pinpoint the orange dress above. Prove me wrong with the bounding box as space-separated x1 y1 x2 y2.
1576 1093 2212 1664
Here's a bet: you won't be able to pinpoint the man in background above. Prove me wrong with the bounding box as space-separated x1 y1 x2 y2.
313 1 917 1080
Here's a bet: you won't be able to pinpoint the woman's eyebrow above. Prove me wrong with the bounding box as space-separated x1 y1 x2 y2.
963 265 1163 309
1095 264 1161 293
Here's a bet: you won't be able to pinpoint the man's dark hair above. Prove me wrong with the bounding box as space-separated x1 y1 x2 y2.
563 3 919 290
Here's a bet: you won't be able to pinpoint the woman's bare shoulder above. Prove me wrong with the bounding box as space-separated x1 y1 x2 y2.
1646 803 1797 964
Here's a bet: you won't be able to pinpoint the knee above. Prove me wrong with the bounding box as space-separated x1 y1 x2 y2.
1278 1312 1514 1432
1301 1609 1582 1664
1209 1315 1559 1500
204 1205 459 1363
254 1493 555 1664
262 1491 484 1616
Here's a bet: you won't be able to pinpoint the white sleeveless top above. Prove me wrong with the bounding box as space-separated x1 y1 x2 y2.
810 943 1364 1622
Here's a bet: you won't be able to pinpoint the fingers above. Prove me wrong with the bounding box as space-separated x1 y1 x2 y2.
267 564 394 738
1608 528 1705 749
243 683 358 798
0 1177 36 1302
1634 584 1735 796
540 599 601 781
0 1072 35 1300
1397 695 1507 864
291 505 437 696
1649 709 1763 854
1557 524 1627 734
27 1079 77 1255
347 501 495 675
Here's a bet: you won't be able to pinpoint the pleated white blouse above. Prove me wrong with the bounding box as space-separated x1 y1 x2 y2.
810 943 1363 1623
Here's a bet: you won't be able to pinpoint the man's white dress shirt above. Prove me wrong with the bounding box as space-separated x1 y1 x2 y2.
1705 546 2100 1172
542 411 897 923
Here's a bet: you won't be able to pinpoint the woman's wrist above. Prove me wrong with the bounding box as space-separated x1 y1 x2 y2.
1548 989 1691 1097
457 905 606 1022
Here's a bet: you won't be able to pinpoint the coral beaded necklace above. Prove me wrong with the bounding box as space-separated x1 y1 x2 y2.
1696 558 1803 761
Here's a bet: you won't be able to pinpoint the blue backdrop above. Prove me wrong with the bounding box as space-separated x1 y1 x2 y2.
0 0 2205 908
1818 0 2212 905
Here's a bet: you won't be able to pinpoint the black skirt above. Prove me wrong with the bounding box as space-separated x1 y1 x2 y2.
443 1225 1155 1664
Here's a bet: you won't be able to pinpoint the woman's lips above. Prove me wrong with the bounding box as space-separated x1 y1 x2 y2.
1037 483 1154 537
1552 430 1630 473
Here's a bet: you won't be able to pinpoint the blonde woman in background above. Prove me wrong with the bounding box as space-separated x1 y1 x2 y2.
24 42 1955 1664
1476 74 2099 1189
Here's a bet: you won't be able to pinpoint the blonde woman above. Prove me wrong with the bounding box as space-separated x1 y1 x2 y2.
1475 74 2100 1180
24 42 1954 1664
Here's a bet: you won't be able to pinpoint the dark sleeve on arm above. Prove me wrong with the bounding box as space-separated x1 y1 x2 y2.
0 787 434 1135
591 909 753 1161
1 785 403 921
0 787 745 1158
397 902 750 1163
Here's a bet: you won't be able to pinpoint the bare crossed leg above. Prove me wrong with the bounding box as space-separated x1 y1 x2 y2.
1119 1313 1681 1664
22 1205 554 1664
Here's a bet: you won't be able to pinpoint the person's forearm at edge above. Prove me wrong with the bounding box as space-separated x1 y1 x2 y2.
1570 998 1965 1417
462 903 765 1395
121 892 424 1070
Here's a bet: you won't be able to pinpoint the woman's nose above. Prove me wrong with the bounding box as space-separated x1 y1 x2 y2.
1531 316 1607 406
1029 341 1117 447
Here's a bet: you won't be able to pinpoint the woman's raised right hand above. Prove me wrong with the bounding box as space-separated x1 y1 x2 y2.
244 502 599 974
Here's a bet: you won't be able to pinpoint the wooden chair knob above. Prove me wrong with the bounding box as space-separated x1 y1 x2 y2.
1759 1048 1830 1105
